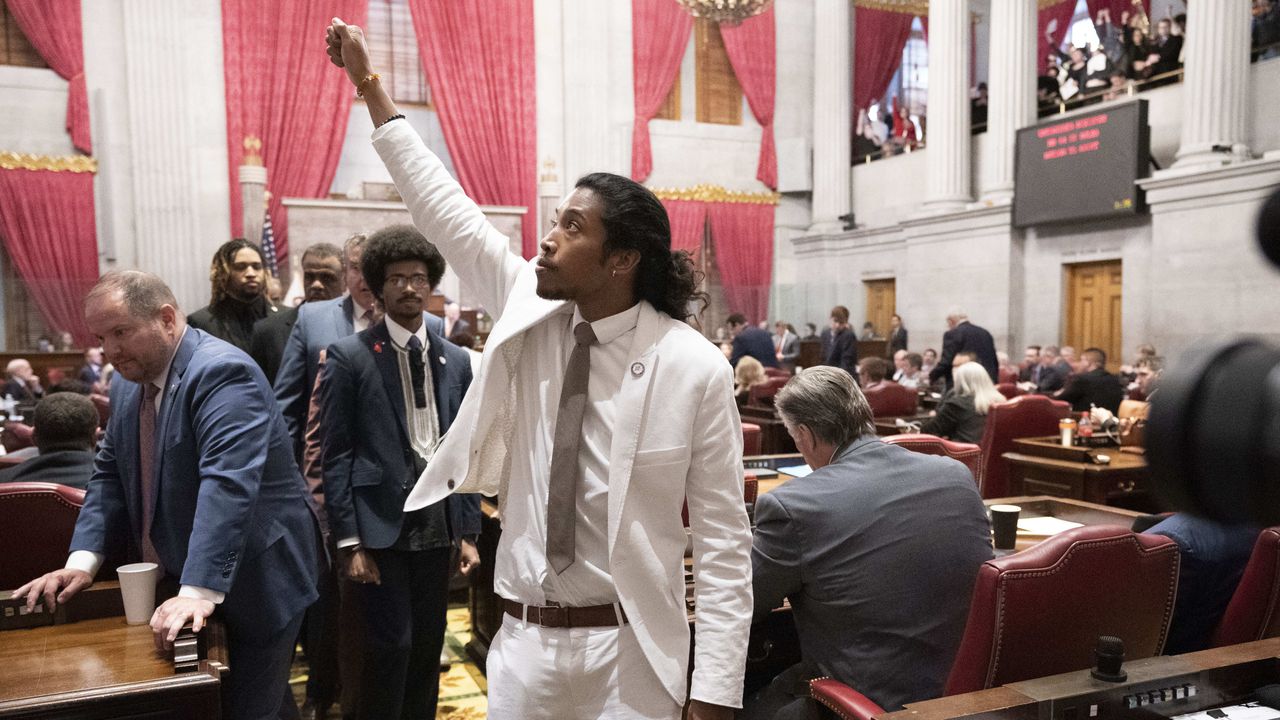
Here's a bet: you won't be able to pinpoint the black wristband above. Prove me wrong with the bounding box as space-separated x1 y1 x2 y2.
377 114 406 129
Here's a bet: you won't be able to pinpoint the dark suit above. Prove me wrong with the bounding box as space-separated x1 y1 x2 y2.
730 326 780 368
187 295 274 353
919 392 987 444
929 321 998 389
78 363 103 387
319 319 479 720
446 317 472 343
4 377 41 403
1056 367 1125 413
825 327 859 379
69 328 321 720
0 449 94 488
1033 363 1068 394
888 327 908 355
747 437 992 716
249 305 298 385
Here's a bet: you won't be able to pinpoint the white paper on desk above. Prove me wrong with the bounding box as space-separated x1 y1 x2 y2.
1173 703 1280 720
777 465 813 478
1016 516 1084 536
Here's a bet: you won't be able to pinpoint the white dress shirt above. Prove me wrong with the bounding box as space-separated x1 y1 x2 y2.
352 297 375 333
65 327 224 603
494 302 641 608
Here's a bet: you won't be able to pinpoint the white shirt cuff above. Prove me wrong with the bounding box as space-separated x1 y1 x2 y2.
65 550 103 578
337 536 361 549
178 585 225 604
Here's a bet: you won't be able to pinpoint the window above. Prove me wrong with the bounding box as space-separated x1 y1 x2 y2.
0 4 48 69
694 19 742 125
366 0 431 106
897 17 928 115
655 72 681 121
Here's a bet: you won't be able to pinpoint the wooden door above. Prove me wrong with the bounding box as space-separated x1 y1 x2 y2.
864 279 896 340
1064 260 1122 371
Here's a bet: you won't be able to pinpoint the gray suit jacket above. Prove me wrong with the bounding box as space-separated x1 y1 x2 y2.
751 436 993 711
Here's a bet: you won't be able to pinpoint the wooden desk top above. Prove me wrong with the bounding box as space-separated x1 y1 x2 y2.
1009 436 1148 472
873 413 934 436
0 616 182 702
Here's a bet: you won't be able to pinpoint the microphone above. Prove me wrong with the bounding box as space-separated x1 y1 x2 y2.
1259 187 1280 270
1091 636 1127 683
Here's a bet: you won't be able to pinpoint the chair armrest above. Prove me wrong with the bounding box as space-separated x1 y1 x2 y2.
810 677 885 720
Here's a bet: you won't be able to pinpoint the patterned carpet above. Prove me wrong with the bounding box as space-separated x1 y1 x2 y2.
289 603 489 719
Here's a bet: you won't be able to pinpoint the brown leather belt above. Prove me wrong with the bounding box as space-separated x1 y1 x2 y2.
503 598 628 628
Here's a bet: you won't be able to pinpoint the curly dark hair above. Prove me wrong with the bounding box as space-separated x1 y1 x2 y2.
574 173 707 322
361 224 446 302
208 238 266 305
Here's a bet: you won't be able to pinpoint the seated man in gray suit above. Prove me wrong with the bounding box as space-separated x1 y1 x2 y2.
744 367 993 718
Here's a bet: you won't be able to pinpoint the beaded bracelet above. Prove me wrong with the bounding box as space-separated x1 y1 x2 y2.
377 114 406 128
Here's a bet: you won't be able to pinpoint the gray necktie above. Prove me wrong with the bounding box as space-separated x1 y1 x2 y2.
546 321 597 574
139 382 162 568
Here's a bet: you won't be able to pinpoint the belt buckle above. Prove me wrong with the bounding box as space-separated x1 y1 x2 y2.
539 604 568 627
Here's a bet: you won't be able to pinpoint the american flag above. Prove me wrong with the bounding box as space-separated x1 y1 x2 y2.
260 208 279 276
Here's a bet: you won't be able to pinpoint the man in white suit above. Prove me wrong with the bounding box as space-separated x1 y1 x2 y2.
327 20 752 720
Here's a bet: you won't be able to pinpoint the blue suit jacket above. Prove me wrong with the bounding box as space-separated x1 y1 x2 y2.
319 318 480 550
730 326 780 368
275 296 442 456
70 328 321 639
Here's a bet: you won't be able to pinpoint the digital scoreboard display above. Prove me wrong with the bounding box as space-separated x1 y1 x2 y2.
1012 99 1150 228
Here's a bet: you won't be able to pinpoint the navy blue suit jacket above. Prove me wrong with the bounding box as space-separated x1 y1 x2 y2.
930 321 999 387
70 329 320 639
274 294 443 454
730 326 780 368
319 319 480 550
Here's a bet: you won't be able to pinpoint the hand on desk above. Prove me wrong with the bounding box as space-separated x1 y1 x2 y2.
686 699 734 720
150 596 215 651
13 568 92 613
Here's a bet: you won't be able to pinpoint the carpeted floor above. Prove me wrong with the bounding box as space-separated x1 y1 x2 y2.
288 603 488 719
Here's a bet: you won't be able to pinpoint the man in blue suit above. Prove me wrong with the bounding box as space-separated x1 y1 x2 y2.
16 271 321 720
319 225 480 720
727 313 779 369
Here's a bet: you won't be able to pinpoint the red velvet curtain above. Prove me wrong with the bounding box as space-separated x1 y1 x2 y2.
1085 0 1152 23
409 0 538 258
853 7 915 112
662 199 706 260
720 7 777 189
708 203 774 325
6 0 91 154
631 0 693 184
1039 0 1079 66
0 164 98 343
222 0 366 269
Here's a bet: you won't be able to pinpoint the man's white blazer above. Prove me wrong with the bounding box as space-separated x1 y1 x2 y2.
372 121 753 707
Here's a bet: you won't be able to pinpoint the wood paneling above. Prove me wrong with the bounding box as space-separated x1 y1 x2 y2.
655 71 681 121
1064 260 1122 371
694 19 742 126
0 5 48 69
863 279 896 340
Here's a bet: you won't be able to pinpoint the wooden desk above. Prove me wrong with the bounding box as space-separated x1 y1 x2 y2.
0 597 227 718
1004 437 1153 510
873 412 933 436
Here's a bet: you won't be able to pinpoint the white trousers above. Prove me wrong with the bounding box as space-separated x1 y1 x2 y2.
486 613 682 720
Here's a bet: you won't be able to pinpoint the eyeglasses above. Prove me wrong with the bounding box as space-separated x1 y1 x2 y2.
386 274 431 289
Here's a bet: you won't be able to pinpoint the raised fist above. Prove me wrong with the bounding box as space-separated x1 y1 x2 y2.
325 17 373 89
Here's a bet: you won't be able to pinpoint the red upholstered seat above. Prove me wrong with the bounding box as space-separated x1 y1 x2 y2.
862 382 918 418
976 395 1071 498
763 367 791 379
748 376 790 406
998 367 1019 384
3 421 34 452
0 482 86 589
811 526 1180 719
995 382 1024 400
884 433 982 483
1210 527 1280 647
741 422 763 457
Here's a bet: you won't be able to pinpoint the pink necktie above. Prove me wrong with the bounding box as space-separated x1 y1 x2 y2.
139 382 162 568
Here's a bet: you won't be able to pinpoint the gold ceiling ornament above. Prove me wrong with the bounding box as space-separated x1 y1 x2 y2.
242 135 264 166
852 0 929 15
0 151 97 173
650 183 780 205
1038 0 1075 8
676 0 773 25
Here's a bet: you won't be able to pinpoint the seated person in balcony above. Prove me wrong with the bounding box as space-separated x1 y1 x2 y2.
745 368 992 718
1055 347 1125 414
897 353 925 390
1149 18 1184 76
734 356 769 406
919 362 1004 444
0 392 98 489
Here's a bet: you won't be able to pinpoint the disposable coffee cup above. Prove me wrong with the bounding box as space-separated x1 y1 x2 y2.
989 504 1021 551
117 562 160 625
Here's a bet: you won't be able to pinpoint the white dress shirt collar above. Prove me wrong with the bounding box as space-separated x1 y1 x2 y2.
572 303 641 346
385 314 428 351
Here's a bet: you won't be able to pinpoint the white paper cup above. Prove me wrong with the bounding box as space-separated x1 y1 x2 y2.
117 562 160 625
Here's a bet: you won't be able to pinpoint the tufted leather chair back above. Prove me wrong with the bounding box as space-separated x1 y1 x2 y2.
885 433 982 484
0 481 86 590
977 395 1071 498
1210 527 1280 647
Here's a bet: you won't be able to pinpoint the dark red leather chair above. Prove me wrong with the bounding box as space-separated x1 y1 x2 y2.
764 367 791 380
748 376 790 406
995 382 1024 400
3 421 34 452
863 382 919 418
998 367 1019 384
810 526 1180 719
0 482 87 589
976 395 1071 498
884 434 982 483
741 422 763 457
1209 527 1280 647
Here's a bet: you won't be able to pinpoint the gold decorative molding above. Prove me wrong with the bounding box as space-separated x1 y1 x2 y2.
242 135 264 166
650 183 780 205
853 0 929 15
1038 0 1074 8
0 151 97 173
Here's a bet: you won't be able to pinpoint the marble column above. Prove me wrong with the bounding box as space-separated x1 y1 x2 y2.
1172 1 1252 169
982 0 1036 203
535 0 565 236
923 0 972 211
808 0 852 233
